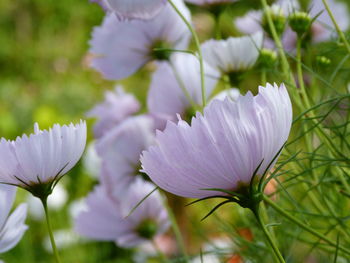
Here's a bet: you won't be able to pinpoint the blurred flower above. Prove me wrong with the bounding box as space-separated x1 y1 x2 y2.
82 142 102 179
75 178 170 248
309 0 349 42
89 0 191 80
201 32 263 74
95 115 155 194
0 185 28 253
0 121 86 199
27 183 68 221
186 0 236 5
148 53 219 122
235 0 349 51
95 0 167 20
43 229 80 253
141 83 292 198
133 234 177 262
87 86 140 139
68 198 88 221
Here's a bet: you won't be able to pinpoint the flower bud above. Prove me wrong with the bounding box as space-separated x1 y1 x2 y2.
258 48 278 69
262 5 286 37
316 55 331 68
289 11 312 37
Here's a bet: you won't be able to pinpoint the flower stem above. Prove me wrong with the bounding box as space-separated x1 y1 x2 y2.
41 198 61 263
321 0 350 54
164 200 189 263
263 195 350 255
167 0 206 108
253 206 286 263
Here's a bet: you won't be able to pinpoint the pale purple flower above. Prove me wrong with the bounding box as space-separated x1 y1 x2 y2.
235 0 349 51
186 0 236 5
0 121 86 197
0 185 28 253
89 0 191 80
148 53 219 122
309 0 349 42
141 83 292 198
96 0 167 20
201 32 263 74
82 142 102 179
75 178 170 248
87 86 140 138
95 115 155 193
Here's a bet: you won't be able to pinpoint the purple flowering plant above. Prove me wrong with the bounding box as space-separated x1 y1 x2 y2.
1 0 350 262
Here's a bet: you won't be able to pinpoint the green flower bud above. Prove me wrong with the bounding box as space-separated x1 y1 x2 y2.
316 55 331 68
262 5 286 37
289 11 312 37
258 48 278 69
136 219 158 239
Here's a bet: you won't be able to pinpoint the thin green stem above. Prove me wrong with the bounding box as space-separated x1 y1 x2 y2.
261 69 267 85
213 14 221 40
41 198 61 263
260 0 302 110
321 0 350 54
167 0 206 108
263 195 350 255
169 62 199 112
296 38 311 109
164 199 190 263
253 206 286 263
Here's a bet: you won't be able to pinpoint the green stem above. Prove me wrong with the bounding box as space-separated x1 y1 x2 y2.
261 69 267 85
164 200 189 263
167 0 206 108
169 62 198 112
260 0 303 111
321 0 350 54
213 13 221 40
253 206 286 263
263 195 350 255
41 198 61 263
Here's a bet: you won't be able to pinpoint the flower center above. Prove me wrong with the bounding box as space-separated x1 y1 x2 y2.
135 218 158 239
150 40 172 61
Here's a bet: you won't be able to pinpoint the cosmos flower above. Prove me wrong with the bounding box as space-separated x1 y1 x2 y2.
0 122 86 198
235 0 349 51
95 115 155 193
94 0 167 21
0 185 28 253
141 83 292 198
201 32 263 75
75 178 170 248
89 0 191 80
148 53 219 122
87 86 140 139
